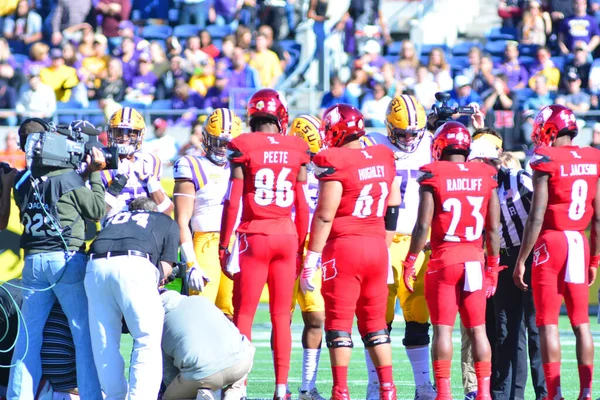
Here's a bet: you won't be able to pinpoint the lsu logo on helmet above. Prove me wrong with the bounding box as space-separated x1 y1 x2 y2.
290 115 322 155
203 108 242 165
386 95 426 153
108 107 146 156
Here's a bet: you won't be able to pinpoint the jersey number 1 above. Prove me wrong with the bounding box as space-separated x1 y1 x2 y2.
255 167 294 207
353 182 390 218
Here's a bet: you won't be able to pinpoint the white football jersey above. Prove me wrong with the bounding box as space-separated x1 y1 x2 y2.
362 131 432 235
173 155 231 233
306 166 319 229
101 152 163 220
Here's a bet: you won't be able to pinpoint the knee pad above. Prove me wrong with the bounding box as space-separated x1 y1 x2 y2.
362 329 391 348
403 321 431 346
325 330 354 348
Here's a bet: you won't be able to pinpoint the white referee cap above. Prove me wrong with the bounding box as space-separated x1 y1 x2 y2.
468 138 499 161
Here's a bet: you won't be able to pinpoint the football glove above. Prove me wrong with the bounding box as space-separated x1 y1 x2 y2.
402 252 419 293
219 246 233 280
300 250 321 294
485 255 506 298
186 264 210 292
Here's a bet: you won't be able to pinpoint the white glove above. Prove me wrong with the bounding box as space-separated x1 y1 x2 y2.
186 264 210 292
300 251 321 294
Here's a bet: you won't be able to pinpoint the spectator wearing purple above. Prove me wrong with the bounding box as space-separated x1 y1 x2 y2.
119 37 138 86
3 0 43 49
124 53 157 105
0 38 25 92
62 43 83 71
171 82 205 126
216 34 235 71
23 42 51 78
558 0 600 54
156 56 190 100
95 0 132 53
497 41 528 91
227 47 261 110
211 0 240 26
0 80 17 126
204 72 230 109
112 20 143 56
355 40 386 76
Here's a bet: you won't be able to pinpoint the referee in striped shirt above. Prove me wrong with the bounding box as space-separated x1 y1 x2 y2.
469 129 547 400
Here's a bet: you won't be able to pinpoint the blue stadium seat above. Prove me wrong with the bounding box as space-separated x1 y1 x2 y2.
484 40 508 56
120 101 148 110
450 56 470 71
212 38 223 49
56 101 84 125
518 43 539 56
452 42 481 56
84 100 105 127
386 41 402 56
384 55 398 64
173 24 201 39
551 55 566 70
420 43 448 55
142 24 172 40
419 54 430 66
518 55 536 70
12 53 27 66
149 99 172 120
486 26 518 42
205 24 232 39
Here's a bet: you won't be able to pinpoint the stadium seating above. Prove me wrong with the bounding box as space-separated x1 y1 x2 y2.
142 24 173 41
485 26 518 42
386 41 403 56
518 43 539 57
420 43 449 56
205 24 233 39
452 41 481 56
149 99 172 119
450 55 470 72
518 55 536 70
12 53 28 66
173 24 202 40
484 40 508 56
551 55 566 70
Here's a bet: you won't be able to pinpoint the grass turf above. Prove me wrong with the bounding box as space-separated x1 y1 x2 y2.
120 300 600 400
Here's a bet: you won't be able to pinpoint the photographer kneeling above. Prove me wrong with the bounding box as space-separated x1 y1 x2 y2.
85 197 180 400
5 118 105 400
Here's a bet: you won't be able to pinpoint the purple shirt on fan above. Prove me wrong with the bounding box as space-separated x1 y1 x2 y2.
497 60 529 90
204 86 229 109
23 58 51 76
172 91 204 110
121 54 139 86
130 71 158 95
214 0 237 17
560 15 600 51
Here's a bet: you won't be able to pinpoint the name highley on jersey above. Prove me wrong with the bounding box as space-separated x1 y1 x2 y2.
358 165 386 181
446 178 483 192
559 163 598 177
264 151 289 164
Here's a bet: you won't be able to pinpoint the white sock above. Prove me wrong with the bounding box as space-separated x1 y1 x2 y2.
364 348 379 385
301 348 321 391
276 384 287 398
406 346 431 386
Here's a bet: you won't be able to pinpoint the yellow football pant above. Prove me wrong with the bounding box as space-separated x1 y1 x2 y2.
192 232 234 316
386 234 430 324
291 235 325 313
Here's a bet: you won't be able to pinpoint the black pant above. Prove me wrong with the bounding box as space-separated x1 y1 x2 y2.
492 248 547 400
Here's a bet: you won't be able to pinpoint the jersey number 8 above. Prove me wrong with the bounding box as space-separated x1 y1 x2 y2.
568 179 588 221
254 167 294 207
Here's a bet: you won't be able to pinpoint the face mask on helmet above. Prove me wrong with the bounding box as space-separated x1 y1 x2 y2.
204 133 231 165
387 123 425 153
109 127 141 157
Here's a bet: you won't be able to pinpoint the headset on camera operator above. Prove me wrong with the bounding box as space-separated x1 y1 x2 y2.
2 117 106 400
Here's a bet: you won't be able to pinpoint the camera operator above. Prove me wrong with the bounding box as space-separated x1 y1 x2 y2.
5 118 105 400
84 197 180 400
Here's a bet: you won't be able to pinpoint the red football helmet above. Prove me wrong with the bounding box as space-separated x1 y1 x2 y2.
320 104 366 148
247 89 289 135
431 121 471 160
531 104 577 147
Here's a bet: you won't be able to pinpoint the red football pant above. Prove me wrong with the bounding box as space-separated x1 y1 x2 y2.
532 230 590 327
321 236 388 336
425 263 486 328
233 233 298 385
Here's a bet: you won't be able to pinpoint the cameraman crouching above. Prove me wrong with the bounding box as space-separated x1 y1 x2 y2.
85 197 180 400
5 118 105 400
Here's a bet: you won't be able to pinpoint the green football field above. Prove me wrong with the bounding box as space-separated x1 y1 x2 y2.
121 293 600 400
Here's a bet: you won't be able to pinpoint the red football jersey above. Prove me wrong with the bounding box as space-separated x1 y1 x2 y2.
227 132 310 235
418 161 498 268
312 144 396 240
530 145 599 232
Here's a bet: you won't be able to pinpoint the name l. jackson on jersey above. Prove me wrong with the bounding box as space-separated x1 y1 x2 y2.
559 163 598 177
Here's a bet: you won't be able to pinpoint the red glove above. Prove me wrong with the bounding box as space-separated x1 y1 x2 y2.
219 246 233 280
590 254 600 269
402 252 419 293
485 255 507 298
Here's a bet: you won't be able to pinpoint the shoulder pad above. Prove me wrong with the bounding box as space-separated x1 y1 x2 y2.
173 156 206 191
312 150 339 180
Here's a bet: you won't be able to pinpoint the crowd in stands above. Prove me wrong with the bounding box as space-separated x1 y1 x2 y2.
0 0 303 128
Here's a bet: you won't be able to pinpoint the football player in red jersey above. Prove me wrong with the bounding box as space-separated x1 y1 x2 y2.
403 121 502 400
301 104 401 400
513 105 600 400
218 89 311 400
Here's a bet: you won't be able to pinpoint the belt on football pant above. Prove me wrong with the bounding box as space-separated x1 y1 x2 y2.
89 250 151 261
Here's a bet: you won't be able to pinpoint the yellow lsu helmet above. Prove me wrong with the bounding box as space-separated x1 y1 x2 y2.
203 108 242 165
290 115 322 155
108 107 146 156
386 95 426 153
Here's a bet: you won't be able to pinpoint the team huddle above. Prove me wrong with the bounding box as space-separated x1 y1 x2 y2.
5 86 598 400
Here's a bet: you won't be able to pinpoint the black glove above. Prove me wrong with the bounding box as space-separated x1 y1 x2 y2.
107 173 129 197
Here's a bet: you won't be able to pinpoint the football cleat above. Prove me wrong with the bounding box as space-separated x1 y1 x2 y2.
380 382 397 400
366 381 380 400
414 381 437 400
331 386 351 400
298 387 327 400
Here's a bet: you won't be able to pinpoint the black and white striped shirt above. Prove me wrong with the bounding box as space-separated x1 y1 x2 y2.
497 167 533 249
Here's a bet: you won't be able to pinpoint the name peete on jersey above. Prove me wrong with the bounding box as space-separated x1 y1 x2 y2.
264 151 289 164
